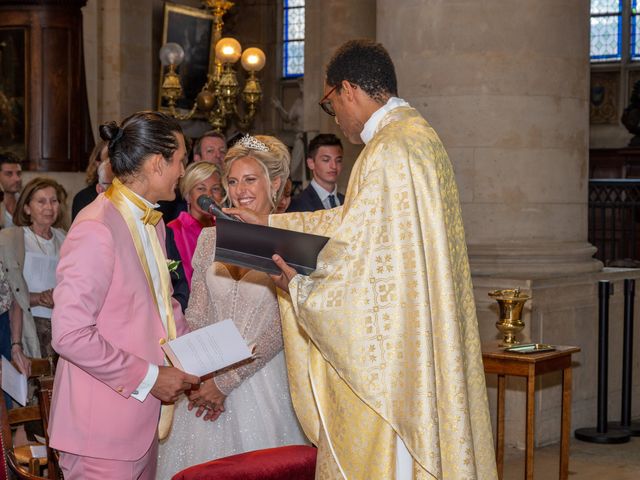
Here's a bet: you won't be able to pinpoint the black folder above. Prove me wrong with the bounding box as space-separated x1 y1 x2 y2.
215 218 330 276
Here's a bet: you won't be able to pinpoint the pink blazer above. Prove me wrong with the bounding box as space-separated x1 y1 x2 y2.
48 195 188 461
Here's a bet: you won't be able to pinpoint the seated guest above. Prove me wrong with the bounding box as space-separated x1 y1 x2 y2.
157 135 307 480
0 262 16 409
167 161 224 290
0 152 23 228
276 177 293 213
71 139 108 221
0 178 68 362
288 133 344 212
193 130 227 167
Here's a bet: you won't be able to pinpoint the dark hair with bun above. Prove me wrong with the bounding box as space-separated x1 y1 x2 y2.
99 111 183 178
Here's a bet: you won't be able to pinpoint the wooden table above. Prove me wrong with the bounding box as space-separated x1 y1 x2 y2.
482 344 580 480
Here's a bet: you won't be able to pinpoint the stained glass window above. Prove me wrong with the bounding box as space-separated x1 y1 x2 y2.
632 0 640 59
283 0 304 77
590 0 622 61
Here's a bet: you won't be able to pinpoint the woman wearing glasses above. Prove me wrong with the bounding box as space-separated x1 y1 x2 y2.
166 161 224 296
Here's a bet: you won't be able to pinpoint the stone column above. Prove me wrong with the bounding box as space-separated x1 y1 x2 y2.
83 0 154 128
377 0 599 276
304 0 376 191
376 0 630 449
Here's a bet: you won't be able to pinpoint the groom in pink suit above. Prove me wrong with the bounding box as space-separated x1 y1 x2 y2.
49 112 199 479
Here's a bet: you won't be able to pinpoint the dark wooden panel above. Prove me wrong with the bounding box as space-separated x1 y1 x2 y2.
0 0 91 172
41 26 70 162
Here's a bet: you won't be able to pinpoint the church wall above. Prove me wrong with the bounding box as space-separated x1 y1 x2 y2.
303 0 376 192
374 0 639 449
377 0 594 269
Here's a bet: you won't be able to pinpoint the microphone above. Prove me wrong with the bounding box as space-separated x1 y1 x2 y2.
197 195 239 222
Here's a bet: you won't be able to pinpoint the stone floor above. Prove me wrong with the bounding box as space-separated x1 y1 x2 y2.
503 437 640 479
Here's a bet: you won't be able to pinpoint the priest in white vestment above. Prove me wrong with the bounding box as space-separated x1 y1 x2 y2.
229 39 498 480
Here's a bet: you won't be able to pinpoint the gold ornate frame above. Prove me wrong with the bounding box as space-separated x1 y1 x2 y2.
157 2 215 112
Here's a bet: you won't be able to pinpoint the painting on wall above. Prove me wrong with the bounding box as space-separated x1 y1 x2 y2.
0 28 26 159
157 2 214 112
590 71 619 125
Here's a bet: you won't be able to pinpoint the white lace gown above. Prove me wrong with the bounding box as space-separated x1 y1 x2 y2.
157 228 308 480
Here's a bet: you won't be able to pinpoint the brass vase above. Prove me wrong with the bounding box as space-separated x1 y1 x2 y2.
488 288 531 346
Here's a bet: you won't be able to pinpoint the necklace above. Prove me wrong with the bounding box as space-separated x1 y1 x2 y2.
28 226 52 255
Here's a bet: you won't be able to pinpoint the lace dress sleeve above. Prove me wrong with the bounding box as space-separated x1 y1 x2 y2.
213 284 284 396
184 227 217 331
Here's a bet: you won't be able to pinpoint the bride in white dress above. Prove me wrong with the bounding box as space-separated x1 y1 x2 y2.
157 135 308 480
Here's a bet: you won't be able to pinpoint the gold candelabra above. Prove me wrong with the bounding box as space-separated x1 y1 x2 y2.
159 0 266 132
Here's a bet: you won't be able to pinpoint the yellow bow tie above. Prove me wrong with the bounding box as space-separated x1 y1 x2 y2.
140 208 163 226
110 178 163 226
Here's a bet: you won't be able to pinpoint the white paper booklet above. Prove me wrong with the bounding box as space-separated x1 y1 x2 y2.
1 355 28 406
162 319 252 378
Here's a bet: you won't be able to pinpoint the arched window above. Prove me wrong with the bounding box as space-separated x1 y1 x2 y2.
282 0 304 77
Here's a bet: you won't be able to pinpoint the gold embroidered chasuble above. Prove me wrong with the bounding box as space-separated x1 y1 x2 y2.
270 106 497 479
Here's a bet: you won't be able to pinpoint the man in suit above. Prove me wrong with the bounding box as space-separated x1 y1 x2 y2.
193 130 227 167
49 112 200 479
288 133 344 212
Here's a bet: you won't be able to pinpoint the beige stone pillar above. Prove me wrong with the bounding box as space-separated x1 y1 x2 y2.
304 0 376 191
376 0 632 449
377 0 599 276
83 0 154 130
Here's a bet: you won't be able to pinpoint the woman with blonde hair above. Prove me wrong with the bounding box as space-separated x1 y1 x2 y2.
0 177 68 370
166 161 224 291
157 135 307 479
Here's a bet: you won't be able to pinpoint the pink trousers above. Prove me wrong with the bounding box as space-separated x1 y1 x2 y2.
59 436 158 480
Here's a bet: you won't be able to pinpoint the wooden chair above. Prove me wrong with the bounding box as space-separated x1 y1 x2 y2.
1 357 60 479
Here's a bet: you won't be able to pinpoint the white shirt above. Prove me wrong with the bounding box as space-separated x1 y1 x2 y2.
310 179 341 209
23 227 66 319
122 193 167 402
4 210 14 228
360 96 410 145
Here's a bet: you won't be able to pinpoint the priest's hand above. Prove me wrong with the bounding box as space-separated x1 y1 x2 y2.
270 254 297 294
222 207 268 225
188 379 226 422
151 366 200 403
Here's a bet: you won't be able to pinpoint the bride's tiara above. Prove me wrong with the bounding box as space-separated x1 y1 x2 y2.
237 134 269 152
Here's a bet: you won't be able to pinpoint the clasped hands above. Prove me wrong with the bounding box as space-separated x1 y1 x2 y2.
187 378 227 422
30 289 54 309
150 366 226 422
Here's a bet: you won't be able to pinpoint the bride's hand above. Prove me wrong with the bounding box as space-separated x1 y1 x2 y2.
187 379 226 422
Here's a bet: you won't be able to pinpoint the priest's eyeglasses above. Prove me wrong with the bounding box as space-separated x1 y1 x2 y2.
319 85 337 116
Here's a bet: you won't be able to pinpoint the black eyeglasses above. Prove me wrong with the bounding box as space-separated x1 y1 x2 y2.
318 85 337 116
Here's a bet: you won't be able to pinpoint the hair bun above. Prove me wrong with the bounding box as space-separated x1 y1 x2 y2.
99 121 124 144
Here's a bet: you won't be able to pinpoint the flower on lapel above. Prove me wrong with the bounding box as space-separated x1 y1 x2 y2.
167 259 181 278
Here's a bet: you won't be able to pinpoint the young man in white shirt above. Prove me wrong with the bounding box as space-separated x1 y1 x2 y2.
288 133 344 212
